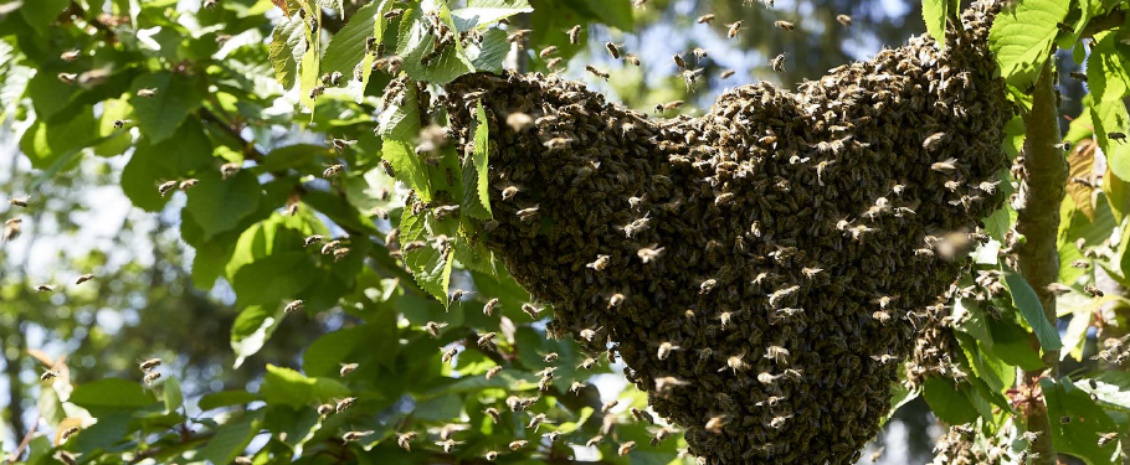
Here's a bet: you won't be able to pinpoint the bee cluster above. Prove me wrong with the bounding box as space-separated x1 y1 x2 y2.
446 2 1008 463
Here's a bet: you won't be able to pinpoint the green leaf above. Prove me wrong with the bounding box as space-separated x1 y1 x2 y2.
381 138 433 201
303 319 397 377
36 384 66 428
259 364 351 408
121 118 213 210
1041 378 1123 465
579 0 633 31
465 28 510 73
270 16 308 89
376 80 421 141
299 40 321 110
255 144 328 174
1086 31 1130 103
1079 372 1130 412
129 72 202 143
1004 272 1062 351
400 209 455 301
988 0 1070 88
199 390 261 411
316 0 343 16
465 101 492 218
922 377 978 425
921 0 949 50
1091 95 1130 182
18 0 68 35
184 170 262 240
94 98 132 157
163 376 183 414
231 252 314 308
985 315 1046 371
70 378 158 413
200 414 258 465
451 0 533 31
231 305 286 368
18 106 99 170
322 0 389 78
396 3 475 84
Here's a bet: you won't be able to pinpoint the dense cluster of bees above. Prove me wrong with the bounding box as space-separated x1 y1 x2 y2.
444 2 1010 463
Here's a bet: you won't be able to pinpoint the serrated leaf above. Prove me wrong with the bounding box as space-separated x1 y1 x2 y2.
121 118 213 212
1004 272 1062 351
396 3 475 84
989 0 1070 88
381 138 433 201
1041 378 1123 465
377 80 421 141
1091 95 1130 182
200 414 258 465
469 101 492 217
922 377 978 425
400 209 454 301
199 390 261 411
129 72 202 143
1087 31 1130 103
231 252 315 309
451 0 533 31
921 0 949 50
322 0 389 78
270 17 307 90
1067 140 1098 221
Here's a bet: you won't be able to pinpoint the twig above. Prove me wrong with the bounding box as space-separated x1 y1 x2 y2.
1014 61 1066 465
1082 9 1126 39
7 413 40 464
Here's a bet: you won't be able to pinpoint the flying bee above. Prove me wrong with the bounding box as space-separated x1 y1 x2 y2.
567 25 582 44
57 73 77 84
522 303 544 319
339 362 358 377
923 132 948 151
143 371 161 386
764 346 790 365
637 245 664 263
771 53 786 72
113 119 129 128
284 300 304 314
334 397 357 413
542 352 558 363
482 298 499 317
1071 259 1091 269
705 416 725 433
585 65 609 80
436 439 462 453
1099 432 1119 446
40 370 59 381
139 358 161 372
343 430 374 442
396 432 416 451
774 20 795 31
158 180 178 197
516 205 540 222
60 426 80 441
721 69 735 79
768 415 792 429
618 441 637 456
605 42 622 60
673 54 687 69
601 399 619 413
317 403 334 416
871 354 899 364
837 14 852 26
506 113 533 132
9 195 28 207
696 14 715 24
55 451 76 465
657 342 681 361
1112 132 1128 143
380 160 395 177
624 54 640 66
631 407 654 424
424 321 447 338
727 21 742 38
220 162 241 179
509 440 528 450
484 450 499 461
136 88 157 98
539 46 558 59
485 366 502 380
383 8 404 19
682 68 703 91
36 284 55 293
527 413 549 430
721 354 747 374
442 346 460 365
586 435 604 447
872 311 892 325
75 273 94 285
484 407 501 423
587 254 611 271
545 57 563 70
656 100 684 113
60 49 81 61
930 158 958 172
477 332 496 348
1085 285 1104 297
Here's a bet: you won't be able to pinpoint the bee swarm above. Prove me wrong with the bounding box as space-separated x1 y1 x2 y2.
446 3 1008 463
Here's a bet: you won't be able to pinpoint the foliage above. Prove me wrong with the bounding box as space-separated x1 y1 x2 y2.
3 0 1130 463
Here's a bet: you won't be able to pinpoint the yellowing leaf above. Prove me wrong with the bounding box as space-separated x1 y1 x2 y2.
1067 140 1098 221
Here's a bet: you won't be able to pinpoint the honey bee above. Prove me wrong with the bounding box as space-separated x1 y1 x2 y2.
396 432 416 451
768 415 792 429
587 254 611 271
9 195 28 207
721 69 735 79
482 298 499 317
605 42 622 60
1111 132 1127 143
284 300 304 314
618 441 637 456
539 46 558 59
1099 432 1119 446
774 20 795 31
1071 259 1091 269
516 205 540 221
871 354 899 364
545 57 563 70
1085 285 1104 297
139 358 161 372
624 54 640 66
476 332 496 348
436 439 462 453
682 68 703 91
178 179 198 191
442 346 459 364
586 435 604 447
335 397 356 413
505 113 533 132
343 430 374 442
637 245 664 263
567 25 582 44
509 440 528 450
158 180 178 197
485 366 502 380
705 416 726 433
764 346 790 365
75 273 94 285
55 451 76 465
657 342 681 361
601 399 619 413
771 53 786 72
872 311 892 325
384 228 400 248
380 159 395 177
696 14 715 24
521 303 544 319
484 407 501 423
321 240 342 255
585 65 609 80
322 164 344 178
36 284 55 293
484 450 499 461
40 370 59 381
922 132 948 151
836 14 852 26
220 162 241 179
383 8 404 19
136 88 157 98
656 100 684 113
57 73 77 84
727 21 743 38
542 352 558 363
60 49 81 61
721 354 747 374
60 426 80 441
1046 282 1071 295
673 54 687 69
143 371 162 386
527 413 548 430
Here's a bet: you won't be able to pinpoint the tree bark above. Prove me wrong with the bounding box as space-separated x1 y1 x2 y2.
1014 62 1067 465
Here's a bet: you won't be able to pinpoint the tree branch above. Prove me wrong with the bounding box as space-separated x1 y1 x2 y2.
1082 9 1126 39
1014 62 1066 465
